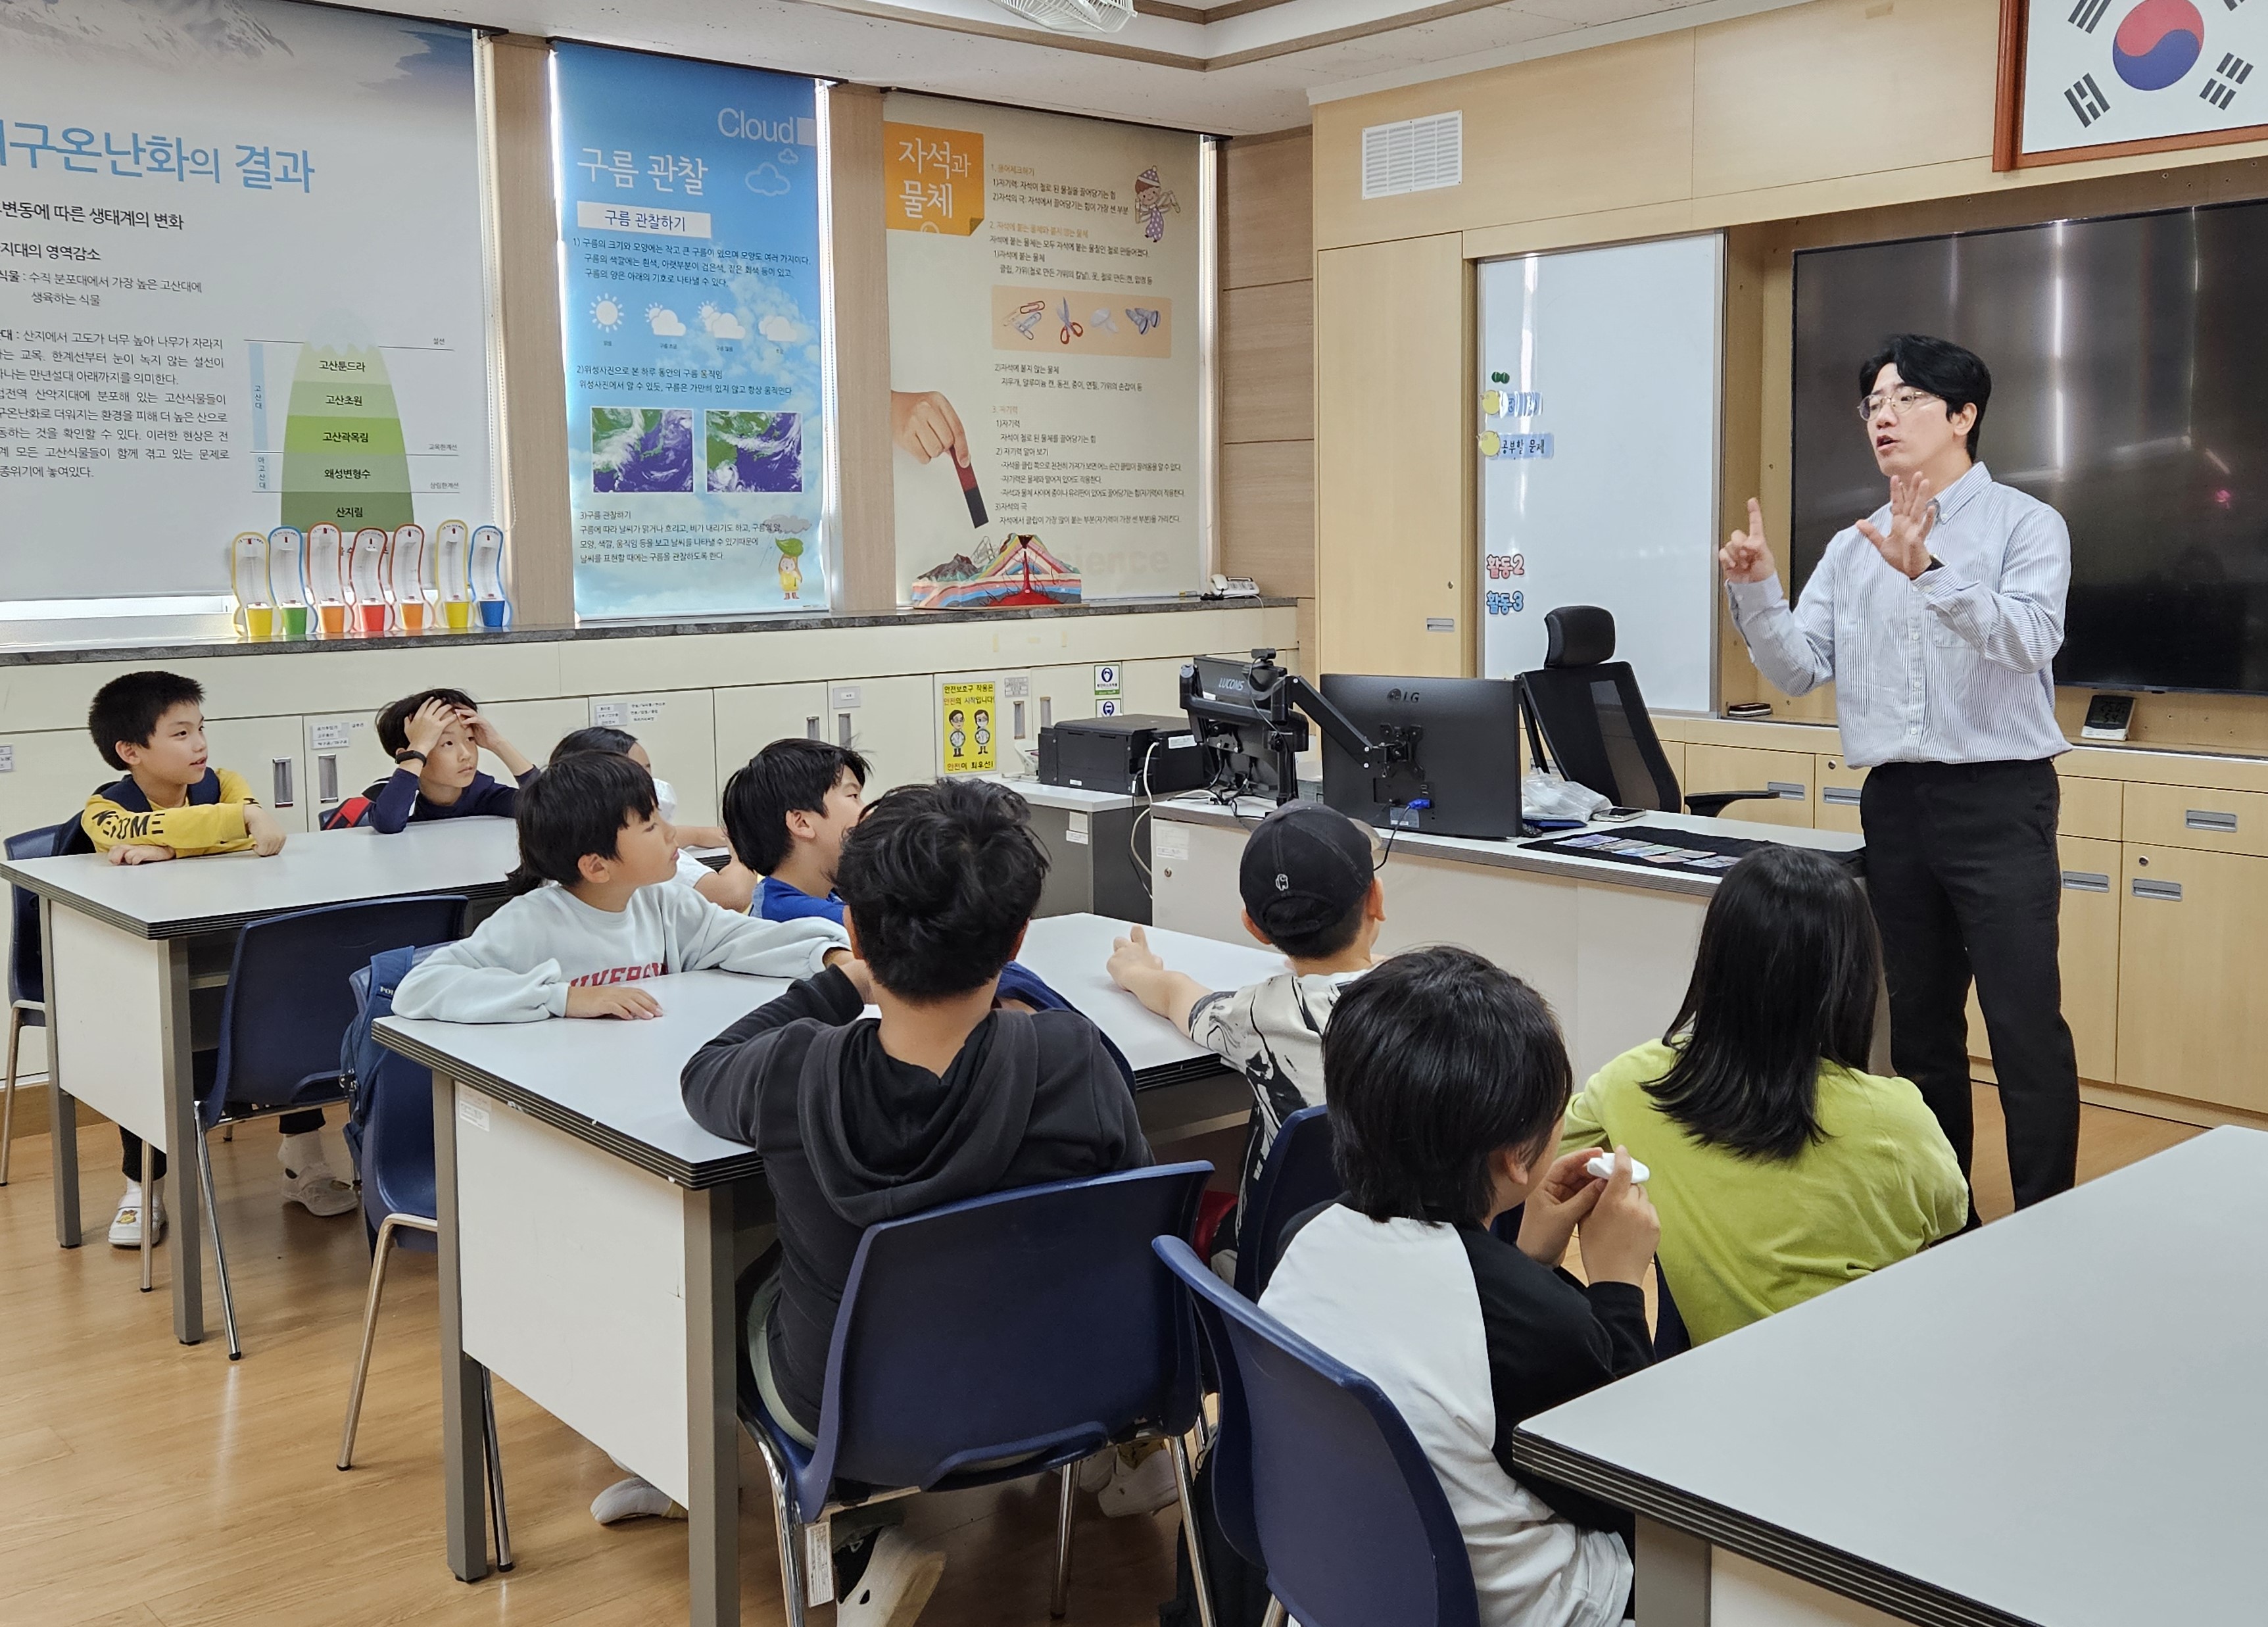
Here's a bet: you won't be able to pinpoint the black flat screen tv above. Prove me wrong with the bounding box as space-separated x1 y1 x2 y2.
1792 199 2268 695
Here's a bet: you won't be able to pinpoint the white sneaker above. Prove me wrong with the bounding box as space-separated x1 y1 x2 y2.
109 1183 166 1248
836 1528 945 1627
278 1134 357 1217
1097 1445 1179 1518
591 1475 685 1524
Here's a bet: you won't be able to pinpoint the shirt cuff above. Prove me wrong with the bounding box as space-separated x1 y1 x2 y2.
1916 566 1971 609
546 982 571 1017
1724 577 1787 616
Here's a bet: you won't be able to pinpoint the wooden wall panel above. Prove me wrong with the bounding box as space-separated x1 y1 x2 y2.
1220 128 1313 290
1220 440 1315 593
1315 235 1467 679
1220 281 1313 445
824 84 897 613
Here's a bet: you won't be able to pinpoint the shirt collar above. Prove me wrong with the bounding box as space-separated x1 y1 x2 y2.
1932 461 1992 524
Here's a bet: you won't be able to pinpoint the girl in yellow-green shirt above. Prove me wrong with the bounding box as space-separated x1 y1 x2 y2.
1562 844 1967 1347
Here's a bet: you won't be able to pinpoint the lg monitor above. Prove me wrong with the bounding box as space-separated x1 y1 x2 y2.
1318 673 1524 840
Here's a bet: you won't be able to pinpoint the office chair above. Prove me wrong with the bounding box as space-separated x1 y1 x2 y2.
1518 606 1780 817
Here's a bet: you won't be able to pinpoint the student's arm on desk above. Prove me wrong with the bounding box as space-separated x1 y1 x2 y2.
680 967 863 1143
392 929 571 1023
83 769 257 856
1106 925 1215 1034
665 886 848 979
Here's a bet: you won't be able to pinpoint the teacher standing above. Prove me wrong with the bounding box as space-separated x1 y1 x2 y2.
1720 333 2077 1219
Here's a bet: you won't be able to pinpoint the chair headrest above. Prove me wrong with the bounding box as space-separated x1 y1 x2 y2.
1543 606 1616 668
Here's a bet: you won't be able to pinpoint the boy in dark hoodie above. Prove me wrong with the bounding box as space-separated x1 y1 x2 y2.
681 776 1149 1626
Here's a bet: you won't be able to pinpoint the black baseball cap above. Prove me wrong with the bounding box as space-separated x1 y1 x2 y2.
1240 802 1376 941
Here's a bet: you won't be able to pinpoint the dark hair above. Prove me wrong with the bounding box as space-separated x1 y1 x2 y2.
375 687 479 756
1644 846 1879 1161
720 738 870 874
504 750 656 896
1860 334 1991 458
1326 947 1572 1227
550 725 639 764
87 670 205 771
834 778 1046 1003
1269 896 1368 961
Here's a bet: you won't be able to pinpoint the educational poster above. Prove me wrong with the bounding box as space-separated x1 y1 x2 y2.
0 0 493 607
883 94 1203 605
1476 237 1720 715
552 43 825 620
940 679 997 774
2014 0 2268 164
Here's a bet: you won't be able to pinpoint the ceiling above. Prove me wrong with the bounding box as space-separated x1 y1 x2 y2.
350 0 1814 135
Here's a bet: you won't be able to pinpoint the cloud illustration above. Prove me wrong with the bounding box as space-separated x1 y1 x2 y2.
700 304 748 340
745 163 790 197
646 305 686 337
758 313 803 343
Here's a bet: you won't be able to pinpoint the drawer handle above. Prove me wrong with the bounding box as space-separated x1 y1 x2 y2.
316 752 339 804
270 756 295 809
2185 809 2238 833
2131 877 2183 902
2060 870 2110 893
1822 786 1862 806
1768 781 1805 800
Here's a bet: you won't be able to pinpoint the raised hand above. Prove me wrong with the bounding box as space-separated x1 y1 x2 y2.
404 696 457 758
1720 498 1777 585
890 390 970 467
1856 474 1938 579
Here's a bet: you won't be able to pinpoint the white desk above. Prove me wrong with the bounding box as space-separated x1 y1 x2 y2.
1147 798 1867 1085
1019 912 1285 1088
375 924 1269 1627
1513 1127 2263 1627
0 819 519 1344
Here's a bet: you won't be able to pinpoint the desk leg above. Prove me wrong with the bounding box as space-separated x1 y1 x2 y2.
433 1073 492 1583
159 938 203 1346
1634 1515 1711 1626
41 900 82 1250
687 1182 741 1627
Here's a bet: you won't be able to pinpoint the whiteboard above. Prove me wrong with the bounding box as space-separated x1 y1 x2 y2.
1477 235 1721 714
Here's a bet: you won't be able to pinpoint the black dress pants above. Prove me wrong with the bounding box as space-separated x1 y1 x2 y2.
1860 759 2079 1214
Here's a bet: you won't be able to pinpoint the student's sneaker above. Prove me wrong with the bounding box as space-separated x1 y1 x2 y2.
108 1184 166 1248
1096 1445 1179 1518
835 1528 945 1627
591 1474 685 1524
277 1134 357 1217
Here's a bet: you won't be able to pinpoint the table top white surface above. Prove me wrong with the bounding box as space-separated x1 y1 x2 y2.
1 818 521 938
980 775 1139 813
1020 912 1285 1075
1514 1127 2268 1627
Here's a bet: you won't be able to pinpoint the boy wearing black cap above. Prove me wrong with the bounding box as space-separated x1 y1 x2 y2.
1107 801 1384 1275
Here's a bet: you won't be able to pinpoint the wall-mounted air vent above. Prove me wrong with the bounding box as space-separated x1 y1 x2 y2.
1361 112 1462 200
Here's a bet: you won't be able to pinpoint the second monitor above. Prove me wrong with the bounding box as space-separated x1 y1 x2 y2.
1319 673 1525 840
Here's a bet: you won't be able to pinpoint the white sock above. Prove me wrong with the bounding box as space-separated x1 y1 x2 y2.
279 1131 327 1176
591 1475 683 1524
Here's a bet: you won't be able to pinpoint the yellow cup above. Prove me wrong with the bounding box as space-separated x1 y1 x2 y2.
444 600 472 631
245 606 274 641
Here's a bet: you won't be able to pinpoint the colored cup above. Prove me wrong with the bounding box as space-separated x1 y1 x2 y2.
318 604 347 637
245 606 274 641
445 601 472 631
281 606 310 640
358 604 387 635
399 603 426 633
479 601 508 630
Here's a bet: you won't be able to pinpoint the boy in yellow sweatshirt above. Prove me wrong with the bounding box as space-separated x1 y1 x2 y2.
80 672 349 1246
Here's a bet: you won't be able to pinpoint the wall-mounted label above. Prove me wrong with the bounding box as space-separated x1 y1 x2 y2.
310 721 353 751
592 700 627 727
1153 822 1190 861
830 684 863 711
456 1098 489 1131
1094 664 1122 696
0 745 12 773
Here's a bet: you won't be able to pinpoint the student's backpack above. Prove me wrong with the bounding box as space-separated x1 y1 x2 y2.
339 943 443 1174
320 793 376 831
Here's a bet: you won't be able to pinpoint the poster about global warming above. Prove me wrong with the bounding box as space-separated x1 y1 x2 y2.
553 43 825 620
882 93 1203 606
0 0 493 607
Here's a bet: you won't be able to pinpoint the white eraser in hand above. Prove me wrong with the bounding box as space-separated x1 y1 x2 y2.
1586 1153 1649 1184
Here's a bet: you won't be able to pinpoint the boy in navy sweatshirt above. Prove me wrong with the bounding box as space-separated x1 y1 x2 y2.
350 687 538 832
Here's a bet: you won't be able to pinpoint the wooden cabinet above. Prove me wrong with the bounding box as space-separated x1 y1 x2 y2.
1682 744 1814 827
2115 844 2268 1114
1958 837 2119 1088
2121 781 2268 859
2057 772 2122 840
1814 755 1867 835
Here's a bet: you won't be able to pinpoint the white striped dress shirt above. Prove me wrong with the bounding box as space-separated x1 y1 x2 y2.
1726 462 2071 769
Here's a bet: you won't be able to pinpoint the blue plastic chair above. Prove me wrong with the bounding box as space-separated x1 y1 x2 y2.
739 1162 1217 1626
1233 1105 1339 1301
3 821 74 1188
195 895 466 1359
332 952 510 1570
1155 1234 1482 1627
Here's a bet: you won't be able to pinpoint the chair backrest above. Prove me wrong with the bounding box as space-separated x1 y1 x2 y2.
207 894 466 1126
1518 606 1681 812
1156 1236 1481 1627
345 943 450 1233
5 821 78 1008
803 1162 1212 1505
1234 1105 1341 1301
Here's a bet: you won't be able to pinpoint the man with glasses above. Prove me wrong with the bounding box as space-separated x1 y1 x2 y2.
1719 333 2076 1224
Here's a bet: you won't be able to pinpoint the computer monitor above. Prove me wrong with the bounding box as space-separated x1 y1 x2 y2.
1182 655 1300 798
1318 673 1524 840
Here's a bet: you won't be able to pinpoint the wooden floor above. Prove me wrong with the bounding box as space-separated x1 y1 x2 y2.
0 1086 2204 1627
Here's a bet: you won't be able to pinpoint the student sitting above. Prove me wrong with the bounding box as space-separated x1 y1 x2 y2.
1560 845 1967 1346
1107 801 1382 1278
78 671 347 1245
391 750 848 1025
347 687 537 833
1263 946 1659 1627
681 778 1150 1625
550 725 758 911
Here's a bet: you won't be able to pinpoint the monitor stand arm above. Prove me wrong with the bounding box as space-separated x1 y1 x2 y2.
1242 650 1418 806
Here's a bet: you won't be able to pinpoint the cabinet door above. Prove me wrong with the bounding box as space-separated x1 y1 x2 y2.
2115 844 2268 1112
1121 657 1190 719
846 675 938 794
478 698 590 775
714 682 830 777
591 692 719 826
304 710 393 825
206 714 319 834
1814 755 1868 836
1964 838 2121 1086
1681 744 1814 828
